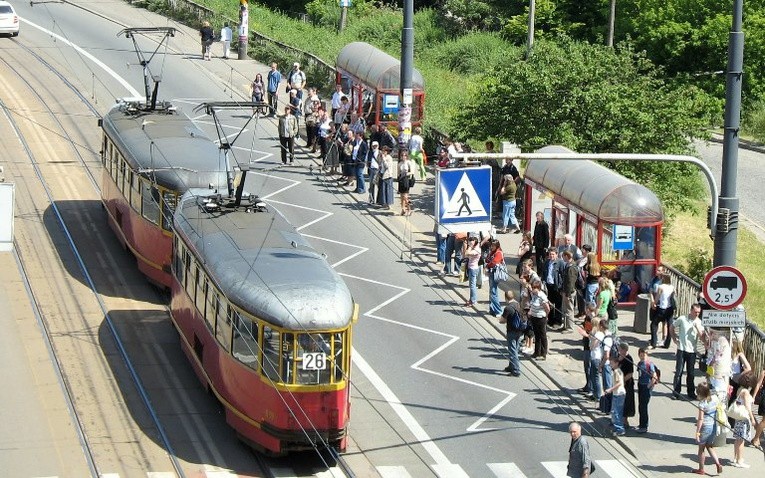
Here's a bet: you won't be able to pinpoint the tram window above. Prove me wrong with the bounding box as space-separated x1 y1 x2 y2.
205 290 218 332
130 175 141 211
118 160 126 194
214 304 232 351
232 311 260 370
161 191 176 231
296 333 332 385
142 184 160 225
195 275 206 318
172 240 183 283
183 251 192 291
332 332 345 383
186 262 197 300
261 326 282 382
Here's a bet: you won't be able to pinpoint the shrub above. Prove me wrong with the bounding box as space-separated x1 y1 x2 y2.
743 100 765 143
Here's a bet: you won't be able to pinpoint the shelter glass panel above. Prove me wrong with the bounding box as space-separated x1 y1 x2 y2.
582 220 598 254
553 206 569 247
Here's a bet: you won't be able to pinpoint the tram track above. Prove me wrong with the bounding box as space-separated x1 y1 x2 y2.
1 32 352 478
0 45 189 477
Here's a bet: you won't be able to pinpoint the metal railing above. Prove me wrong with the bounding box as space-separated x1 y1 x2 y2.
664 263 765 377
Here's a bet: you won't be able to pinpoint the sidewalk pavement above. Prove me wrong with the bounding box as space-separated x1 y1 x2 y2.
180 33 765 476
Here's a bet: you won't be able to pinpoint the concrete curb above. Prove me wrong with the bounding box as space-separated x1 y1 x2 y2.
708 132 765 154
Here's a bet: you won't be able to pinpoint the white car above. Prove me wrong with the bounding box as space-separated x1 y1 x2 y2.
0 1 20 37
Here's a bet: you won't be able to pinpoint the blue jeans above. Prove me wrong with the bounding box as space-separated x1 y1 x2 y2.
585 282 599 306
603 361 613 393
443 235 458 274
507 330 524 375
612 393 626 433
638 383 652 429
488 274 502 315
589 357 603 399
673 350 697 397
468 267 478 303
354 163 366 193
502 199 519 230
436 233 446 263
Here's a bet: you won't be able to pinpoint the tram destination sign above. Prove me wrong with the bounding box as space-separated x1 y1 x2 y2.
702 309 746 328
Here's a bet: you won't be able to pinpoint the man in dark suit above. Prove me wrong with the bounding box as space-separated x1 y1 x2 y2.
543 248 565 328
533 211 550 273
352 131 369 194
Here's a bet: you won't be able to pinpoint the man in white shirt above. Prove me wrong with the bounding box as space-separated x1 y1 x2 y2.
670 303 704 400
220 23 232 59
330 83 346 121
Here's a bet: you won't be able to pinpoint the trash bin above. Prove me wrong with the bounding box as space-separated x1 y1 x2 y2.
633 293 651 334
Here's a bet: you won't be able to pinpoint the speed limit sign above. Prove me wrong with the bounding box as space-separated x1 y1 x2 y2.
702 266 747 310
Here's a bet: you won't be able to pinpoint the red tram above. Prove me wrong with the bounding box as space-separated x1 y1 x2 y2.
99 100 228 288
170 188 357 454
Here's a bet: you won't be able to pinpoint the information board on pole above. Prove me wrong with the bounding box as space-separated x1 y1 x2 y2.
701 309 746 328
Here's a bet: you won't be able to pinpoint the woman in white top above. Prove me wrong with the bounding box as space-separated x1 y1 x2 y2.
462 236 482 306
650 274 675 349
376 146 395 209
528 279 551 360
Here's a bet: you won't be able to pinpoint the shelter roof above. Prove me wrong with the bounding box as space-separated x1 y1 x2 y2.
336 42 424 91
525 146 664 225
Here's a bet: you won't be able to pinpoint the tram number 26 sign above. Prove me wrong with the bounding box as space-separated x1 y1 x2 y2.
702 265 747 311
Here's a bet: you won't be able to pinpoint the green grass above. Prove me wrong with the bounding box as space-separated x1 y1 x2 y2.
662 201 764 328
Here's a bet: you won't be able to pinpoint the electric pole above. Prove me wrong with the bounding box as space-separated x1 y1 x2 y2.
398 0 414 148
526 0 535 58
607 0 616 47
714 0 744 267
238 0 248 60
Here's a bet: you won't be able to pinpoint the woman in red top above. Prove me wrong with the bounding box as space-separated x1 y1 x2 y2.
485 240 505 316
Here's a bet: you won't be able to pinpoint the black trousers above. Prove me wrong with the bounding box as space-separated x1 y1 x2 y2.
547 286 562 326
279 136 294 163
531 315 548 358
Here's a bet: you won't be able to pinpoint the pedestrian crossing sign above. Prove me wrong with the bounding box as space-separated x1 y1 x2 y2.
436 166 492 232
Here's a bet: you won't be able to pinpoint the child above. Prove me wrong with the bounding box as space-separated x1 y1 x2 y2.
576 303 597 395
636 347 658 433
732 388 756 468
604 356 626 436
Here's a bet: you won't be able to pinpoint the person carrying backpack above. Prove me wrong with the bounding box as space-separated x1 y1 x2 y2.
499 290 527 377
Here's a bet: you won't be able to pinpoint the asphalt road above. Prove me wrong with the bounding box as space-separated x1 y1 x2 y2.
2 2 644 477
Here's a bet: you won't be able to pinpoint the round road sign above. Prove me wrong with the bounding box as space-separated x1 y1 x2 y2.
702 266 747 310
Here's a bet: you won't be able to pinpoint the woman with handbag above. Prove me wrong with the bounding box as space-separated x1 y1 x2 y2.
397 151 415 216
693 382 724 475
485 240 505 317
751 370 765 450
528 279 551 360
729 387 756 468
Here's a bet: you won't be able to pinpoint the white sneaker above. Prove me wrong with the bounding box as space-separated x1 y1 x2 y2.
737 462 750 469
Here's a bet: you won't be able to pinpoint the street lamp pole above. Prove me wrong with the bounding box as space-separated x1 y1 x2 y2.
237 0 248 60
526 0 535 58
398 0 414 148
714 0 744 267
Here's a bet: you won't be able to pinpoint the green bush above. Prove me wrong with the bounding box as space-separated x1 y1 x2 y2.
743 100 765 143
420 32 520 74
677 247 713 284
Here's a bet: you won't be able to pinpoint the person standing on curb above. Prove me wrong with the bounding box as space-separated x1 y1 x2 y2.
499 290 525 377
566 422 592 478
462 236 481 307
528 279 551 360
485 239 505 317
604 356 626 436
219 22 232 59
670 303 704 400
560 250 578 331
533 211 550 273
277 106 298 165
693 382 724 475
617 342 636 430
266 62 282 116
636 347 659 433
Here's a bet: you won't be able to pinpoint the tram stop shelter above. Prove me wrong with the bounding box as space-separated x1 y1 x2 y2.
523 146 664 304
335 42 425 131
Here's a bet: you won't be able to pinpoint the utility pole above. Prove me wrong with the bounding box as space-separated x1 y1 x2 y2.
607 0 616 47
339 0 349 32
714 0 744 267
398 0 414 148
237 0 248 60
526 0 535 58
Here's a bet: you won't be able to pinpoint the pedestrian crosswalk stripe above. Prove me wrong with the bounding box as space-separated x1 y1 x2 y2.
376 466 412 478
432 463 470 478
541 461 570 478
147 473 177 478
593 459 638 478
487 462 527 478
271 468 299 478
204 471 238 478
100 474 120 478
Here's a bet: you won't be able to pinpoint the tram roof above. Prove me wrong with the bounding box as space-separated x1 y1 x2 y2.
174 192 354 330
524 146 664 225
336 42 425 91
102 103 228 192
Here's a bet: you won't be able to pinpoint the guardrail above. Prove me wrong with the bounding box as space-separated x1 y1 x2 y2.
665 263 765 378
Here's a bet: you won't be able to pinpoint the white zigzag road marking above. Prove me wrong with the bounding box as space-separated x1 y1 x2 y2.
303 236 368 268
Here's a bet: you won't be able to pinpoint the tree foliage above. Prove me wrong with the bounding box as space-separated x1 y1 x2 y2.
450 39 717 211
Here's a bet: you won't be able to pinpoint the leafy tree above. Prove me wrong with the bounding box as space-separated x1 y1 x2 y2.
450 39 717 211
